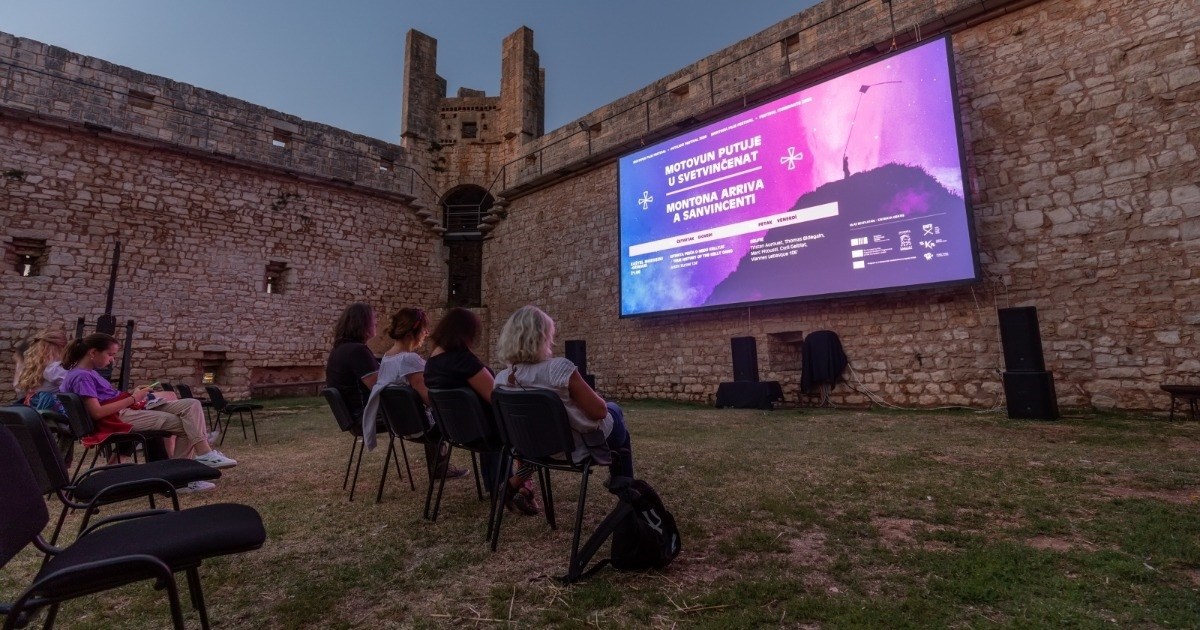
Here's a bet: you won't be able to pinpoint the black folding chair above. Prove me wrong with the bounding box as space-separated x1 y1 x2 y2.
491 389 606 572
56 392 171 480
0 411 266 630
427 387 496 525
0 424 186 629
204 385 262 445
0 406 220 545
322 387 405 502
378 385 455 514
173 383 214 428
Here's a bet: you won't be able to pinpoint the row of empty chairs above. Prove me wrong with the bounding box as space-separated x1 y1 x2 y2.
323 385 604 576
163 383 263 445
0 405 266 629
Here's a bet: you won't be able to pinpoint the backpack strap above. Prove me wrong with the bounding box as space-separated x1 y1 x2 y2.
560 501 634 583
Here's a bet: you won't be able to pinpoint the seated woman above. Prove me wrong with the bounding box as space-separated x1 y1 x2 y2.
360 307 466 479
15 328 68 414
425 307 537 512
59 333 236 470
494 306 634 479
325 302 381 423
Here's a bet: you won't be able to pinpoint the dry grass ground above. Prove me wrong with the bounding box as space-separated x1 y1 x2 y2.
3 398 1200 628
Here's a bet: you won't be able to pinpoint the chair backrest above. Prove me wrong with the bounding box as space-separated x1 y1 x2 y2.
38 410 77 464
378 385 434 437
428 387 499 448
321 387 356 433
0 418 51 568
204 385 229 410
55 391 96 439
491 389 578 461
159 382 175 393
175 383 195 399
0 406 70 498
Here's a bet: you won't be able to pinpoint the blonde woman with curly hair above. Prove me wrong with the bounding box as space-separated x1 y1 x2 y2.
15 328 69 414
494 306 634 478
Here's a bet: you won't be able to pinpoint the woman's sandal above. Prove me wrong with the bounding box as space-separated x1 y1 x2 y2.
505 478 540 516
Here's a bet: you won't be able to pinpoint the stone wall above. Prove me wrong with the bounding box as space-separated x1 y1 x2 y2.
482 0 1200 410
2 0 1196 410
0 118 444 398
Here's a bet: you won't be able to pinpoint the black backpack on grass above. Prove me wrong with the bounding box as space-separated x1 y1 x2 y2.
562 476 681 583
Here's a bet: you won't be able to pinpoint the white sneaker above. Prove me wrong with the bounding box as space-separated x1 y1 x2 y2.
195 450 238 469
206 429 220 444
177 480 216 494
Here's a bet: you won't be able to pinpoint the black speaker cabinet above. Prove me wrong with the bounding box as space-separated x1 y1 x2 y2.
731 336 759 383
998 306 1046 372
565 340 588 374
1003 371 1059 420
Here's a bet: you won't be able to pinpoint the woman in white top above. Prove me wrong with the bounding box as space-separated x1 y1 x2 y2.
360 308 468 478
15 328 69 415
494 306 634 478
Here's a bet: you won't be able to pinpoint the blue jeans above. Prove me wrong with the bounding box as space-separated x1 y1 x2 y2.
605 402 634 478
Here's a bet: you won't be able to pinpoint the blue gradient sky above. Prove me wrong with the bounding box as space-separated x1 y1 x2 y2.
3 0 820 142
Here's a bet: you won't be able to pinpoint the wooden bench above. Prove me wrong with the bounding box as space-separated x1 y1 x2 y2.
1161 384 1200 421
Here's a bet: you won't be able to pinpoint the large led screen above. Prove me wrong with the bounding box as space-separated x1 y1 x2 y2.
618 35 978 317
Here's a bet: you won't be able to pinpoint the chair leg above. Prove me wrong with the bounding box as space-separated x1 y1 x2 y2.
376 436 396 504
163 573 186 629
239 411 248 440
429 442 452 522
541 468 557 530
489 451 513 552
399 439 415 491
249 409 259 443
70 446 89 482
390 436 405 483
343 437 358 490
186 566 211 630
567 463 593 580
48 503 72 545
470 451 484 501
350 437 365 502
218 412 229 447
44 602 61 628
486 451 512 545
88 447 102 473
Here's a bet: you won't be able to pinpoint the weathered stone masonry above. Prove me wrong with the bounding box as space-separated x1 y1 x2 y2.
2 0 1197 408
482 0 1199 410
0 32 445 396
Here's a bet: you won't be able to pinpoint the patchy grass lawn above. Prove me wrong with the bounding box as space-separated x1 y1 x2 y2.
3 399 1200 628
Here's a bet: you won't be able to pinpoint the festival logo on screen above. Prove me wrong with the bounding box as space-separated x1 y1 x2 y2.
617 35 976 317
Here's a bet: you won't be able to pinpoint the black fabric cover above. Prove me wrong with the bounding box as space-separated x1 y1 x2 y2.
801 330 848 394
714 381 783 409
72 460 221 502
36 503 265 595
0 424 51 567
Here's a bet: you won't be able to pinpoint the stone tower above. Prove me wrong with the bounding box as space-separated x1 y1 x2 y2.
400 26 544 305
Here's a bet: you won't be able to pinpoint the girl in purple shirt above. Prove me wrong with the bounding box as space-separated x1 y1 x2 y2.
60 333 236 469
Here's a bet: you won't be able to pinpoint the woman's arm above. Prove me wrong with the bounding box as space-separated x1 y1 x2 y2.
360 371 379 389
408 372 431 406
567 370 608 421
82 386 150 419
467 368 496 404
